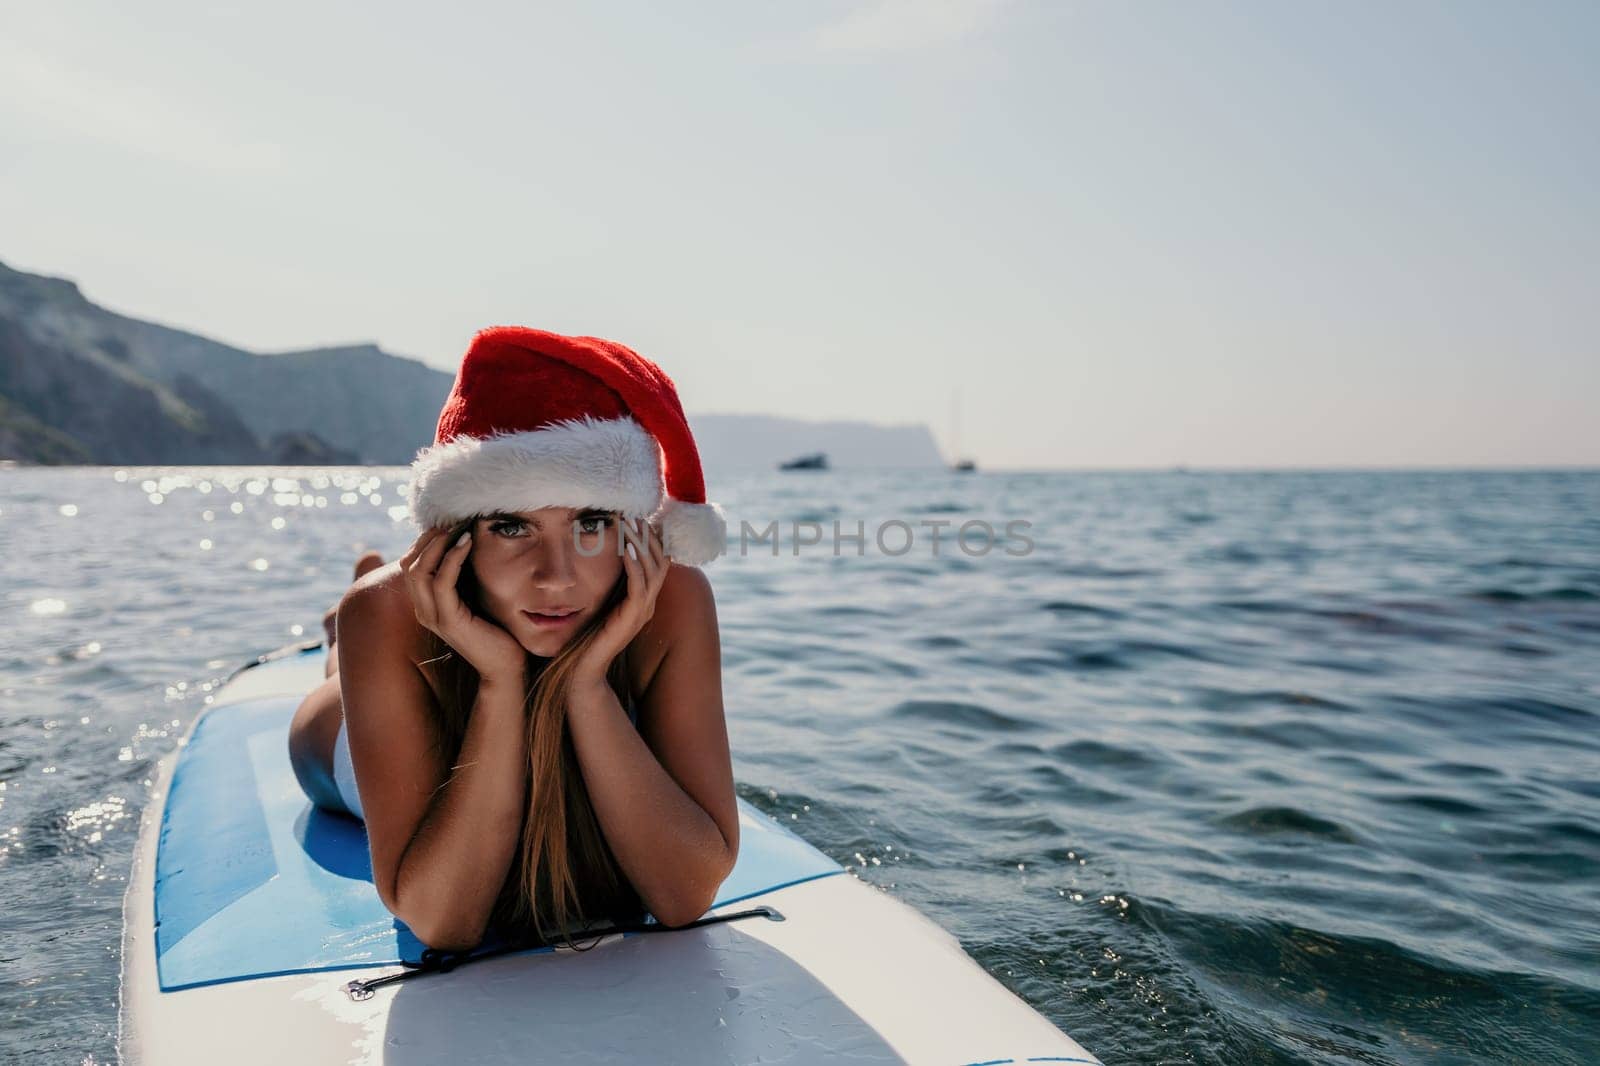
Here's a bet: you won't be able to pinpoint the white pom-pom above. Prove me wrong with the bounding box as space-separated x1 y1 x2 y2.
655 498 727 566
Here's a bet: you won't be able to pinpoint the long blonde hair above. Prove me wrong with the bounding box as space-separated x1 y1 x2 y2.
422 557 644 946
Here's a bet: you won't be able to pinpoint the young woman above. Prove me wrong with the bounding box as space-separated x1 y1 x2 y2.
287 327 736 954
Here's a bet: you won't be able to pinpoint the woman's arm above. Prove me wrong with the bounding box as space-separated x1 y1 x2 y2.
566 565 739 927
337 577 528 951
389 678 529 950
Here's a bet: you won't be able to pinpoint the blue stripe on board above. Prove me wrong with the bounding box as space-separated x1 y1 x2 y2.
947 1049 1100 1056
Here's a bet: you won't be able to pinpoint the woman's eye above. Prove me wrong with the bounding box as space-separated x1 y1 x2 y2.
576 515 607 536
488 519 528 538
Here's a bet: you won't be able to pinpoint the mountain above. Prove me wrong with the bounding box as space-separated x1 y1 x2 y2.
0 259 448 464
0 258 947 470
692 413 945 472
0 310 270 464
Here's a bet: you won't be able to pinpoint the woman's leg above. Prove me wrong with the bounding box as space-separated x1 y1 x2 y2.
289 673 347 810
290 550 384 810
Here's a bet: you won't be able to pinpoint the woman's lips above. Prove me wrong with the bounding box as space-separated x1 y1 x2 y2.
522 609 580 629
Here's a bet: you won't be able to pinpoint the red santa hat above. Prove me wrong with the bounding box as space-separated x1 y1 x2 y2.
407 326 726 566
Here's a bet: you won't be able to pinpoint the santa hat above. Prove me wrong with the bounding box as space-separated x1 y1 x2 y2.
407 327 726 566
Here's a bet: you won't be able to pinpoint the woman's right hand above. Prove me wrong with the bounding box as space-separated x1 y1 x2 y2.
400 526 527 689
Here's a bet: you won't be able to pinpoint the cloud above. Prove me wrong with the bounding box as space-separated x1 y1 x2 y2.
814 0 1012 53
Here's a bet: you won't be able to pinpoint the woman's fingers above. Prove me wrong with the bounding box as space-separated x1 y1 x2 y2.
622 516 645 570
611 518 641 608
620 517 664 618
398 528 434 568
625 517 654 582
618 516 643 576
401 537 428 611
614 515 635 563
403 527 453 627
421 526 460 575
399 527 446 579
431 531 473 623
402 528 446 578
637 519 661 591
646 518 668 574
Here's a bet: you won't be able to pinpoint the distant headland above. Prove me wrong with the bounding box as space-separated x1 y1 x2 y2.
0 259 944 470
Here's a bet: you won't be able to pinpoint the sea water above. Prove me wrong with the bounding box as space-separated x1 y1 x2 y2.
1 466 1597 1064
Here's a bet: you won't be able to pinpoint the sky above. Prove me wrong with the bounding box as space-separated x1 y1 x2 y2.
2 1 1596 469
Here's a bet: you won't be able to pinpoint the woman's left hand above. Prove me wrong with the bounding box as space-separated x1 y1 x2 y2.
571 516 670 690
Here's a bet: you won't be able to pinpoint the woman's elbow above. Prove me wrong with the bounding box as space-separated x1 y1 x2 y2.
655 848 738 929
653 897 712 930
381 884 487 953
404 908 487 953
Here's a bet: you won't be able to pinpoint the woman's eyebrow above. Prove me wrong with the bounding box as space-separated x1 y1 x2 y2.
485 508 610 522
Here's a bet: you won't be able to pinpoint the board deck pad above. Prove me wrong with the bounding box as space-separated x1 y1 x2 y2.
154 658 841 991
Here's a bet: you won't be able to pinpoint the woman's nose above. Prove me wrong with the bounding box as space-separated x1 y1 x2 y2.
529 536 578 590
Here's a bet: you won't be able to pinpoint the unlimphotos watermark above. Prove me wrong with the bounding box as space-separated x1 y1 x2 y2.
572 517 1035 559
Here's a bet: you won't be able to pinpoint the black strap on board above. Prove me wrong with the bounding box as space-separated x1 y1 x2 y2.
343 904 785 1001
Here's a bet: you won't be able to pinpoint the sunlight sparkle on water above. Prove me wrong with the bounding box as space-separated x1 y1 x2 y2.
65 797 128 840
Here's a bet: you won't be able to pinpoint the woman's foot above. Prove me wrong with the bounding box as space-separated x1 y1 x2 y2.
352 549 385 582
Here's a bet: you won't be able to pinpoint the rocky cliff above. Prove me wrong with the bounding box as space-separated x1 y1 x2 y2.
0 258 948 470
0 260 446 464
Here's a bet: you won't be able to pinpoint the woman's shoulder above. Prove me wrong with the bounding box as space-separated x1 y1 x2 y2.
627 564 719 695
653 562 717 626
339 560 408 617
334 560 455 710
336 561 430 656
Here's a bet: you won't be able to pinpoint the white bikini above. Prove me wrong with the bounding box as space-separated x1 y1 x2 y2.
331 718 364 820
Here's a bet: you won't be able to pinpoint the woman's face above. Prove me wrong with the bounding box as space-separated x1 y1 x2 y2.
467 506 624 657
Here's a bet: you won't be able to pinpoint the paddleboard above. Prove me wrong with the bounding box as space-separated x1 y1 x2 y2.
118 642 1099 1065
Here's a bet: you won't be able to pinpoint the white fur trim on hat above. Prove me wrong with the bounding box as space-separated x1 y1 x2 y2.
408 415 663 529
652 498 727 566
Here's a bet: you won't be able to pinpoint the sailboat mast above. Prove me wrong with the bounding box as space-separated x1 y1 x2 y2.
951 388 962 465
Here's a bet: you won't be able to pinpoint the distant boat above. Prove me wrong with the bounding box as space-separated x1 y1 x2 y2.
779 452 829 471
952 458 977 473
